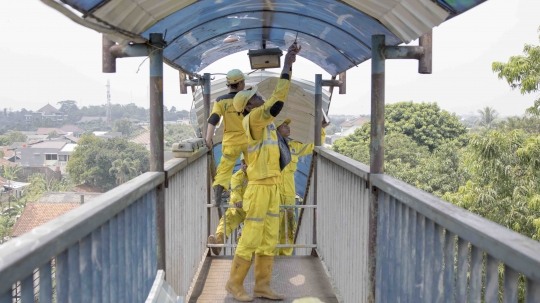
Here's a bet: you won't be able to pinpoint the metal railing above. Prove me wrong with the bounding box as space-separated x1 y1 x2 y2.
164 150 208 297
372 174 540 303
0 172 163 302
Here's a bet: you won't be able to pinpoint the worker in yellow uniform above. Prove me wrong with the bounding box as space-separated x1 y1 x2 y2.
206 69 249 204
275 118 328 256
207 157 248 255
226 42 301 302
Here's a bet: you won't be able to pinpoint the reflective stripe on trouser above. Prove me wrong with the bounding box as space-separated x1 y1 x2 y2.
215 204 246 238
213 144 248 189
235 184 280 261
278 195 296 256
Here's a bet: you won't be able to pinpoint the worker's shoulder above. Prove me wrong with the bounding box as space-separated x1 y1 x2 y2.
215 92 237 102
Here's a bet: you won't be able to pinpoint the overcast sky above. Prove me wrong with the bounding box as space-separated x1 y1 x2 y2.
0 0 538 117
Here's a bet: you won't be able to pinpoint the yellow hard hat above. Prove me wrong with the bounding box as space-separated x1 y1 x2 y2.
226 69 249 84
233 86 258 112
277 118 291 127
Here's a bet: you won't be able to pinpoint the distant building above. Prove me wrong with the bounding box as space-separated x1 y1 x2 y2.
18 141 76 169
36 128 67 136
10 192 101 237
93 131 122 140
24 104 68 124
60 125 84 137
340 117 370 136
77 116 105 124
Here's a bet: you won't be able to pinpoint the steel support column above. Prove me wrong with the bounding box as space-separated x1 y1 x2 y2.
148 33 166 271
202 73 213 242
311 74 323 255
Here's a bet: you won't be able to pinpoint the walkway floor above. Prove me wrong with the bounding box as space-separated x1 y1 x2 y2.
189 256 339 302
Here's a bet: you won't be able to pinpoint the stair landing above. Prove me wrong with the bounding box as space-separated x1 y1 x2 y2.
189 256 339 302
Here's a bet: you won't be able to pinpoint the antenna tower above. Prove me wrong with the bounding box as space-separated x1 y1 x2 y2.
106 79 111 124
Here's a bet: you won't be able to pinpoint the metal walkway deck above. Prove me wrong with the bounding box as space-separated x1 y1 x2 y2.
189 256 339 302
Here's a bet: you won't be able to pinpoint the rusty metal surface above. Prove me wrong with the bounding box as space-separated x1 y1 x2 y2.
164 155 208 296
189 256 338 303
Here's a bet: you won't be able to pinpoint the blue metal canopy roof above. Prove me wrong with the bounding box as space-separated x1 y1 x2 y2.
50 0 487 76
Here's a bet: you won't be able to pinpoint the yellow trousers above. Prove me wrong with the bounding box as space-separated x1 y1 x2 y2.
215 202 246 238
235 184 280 261
278 195 296 255
213 144 248 189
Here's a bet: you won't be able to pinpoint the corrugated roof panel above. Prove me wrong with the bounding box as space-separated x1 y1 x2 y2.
343 0 449 42
437 0 487 14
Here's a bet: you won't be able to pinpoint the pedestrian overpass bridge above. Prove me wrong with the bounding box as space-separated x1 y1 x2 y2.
2 0 540 302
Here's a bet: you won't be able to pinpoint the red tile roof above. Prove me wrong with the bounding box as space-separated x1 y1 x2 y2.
0 158 20 167
1 147 14 158
37 104 59 115
340 117 370 127
11 203 80 237
60 125 84 133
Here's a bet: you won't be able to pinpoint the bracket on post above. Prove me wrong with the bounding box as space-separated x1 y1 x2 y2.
320 71 346 94
381 30 432 74
102 34 164 73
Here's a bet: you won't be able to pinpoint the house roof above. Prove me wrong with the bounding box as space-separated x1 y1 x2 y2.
64 135 80 143
60 143 78 153
30 141 67 149
340 117 370 127
60 125 84 133
130 131 150 146
0 158 20 167
71 184 103 193
11 203 80 237
77 116 104 123
37 103 59 115
1 147 14 158
36 128 67 135
38 192 101 203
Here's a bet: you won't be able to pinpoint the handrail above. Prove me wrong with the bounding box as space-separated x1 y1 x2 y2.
371 173 540 282
0 171 165 293
164 147 208 178
315 147 370 180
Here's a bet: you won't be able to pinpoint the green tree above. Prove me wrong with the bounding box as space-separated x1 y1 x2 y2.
475 106 499 130
109 158 140 185
493 26 540 116
113 118 135 137
7 131 26 144
67 135 150 191
164 124 195 149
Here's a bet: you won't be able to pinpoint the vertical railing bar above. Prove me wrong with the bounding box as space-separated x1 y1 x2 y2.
141 194 148 296
484 255 499 303
80 235 92 303
374 190 385 303
91 229 102 303
151 189 158 278
469 245 483 303
503 265 518 303
125 204 132 303
388 196 396 302
20 274 33 303
394 200 403 302
408 209 417 303
433 224 444 303
109 216 118 303
137 199 144 302
526 278 540 303
118 211 126 303
414 213 425 302
131 201 138 301
456 237 468 302
39 260 53 303
68 244 81 303
401 204 410 303
56 250 68 303
443 231 456 303
146 192 153 291
377 191 389 303
101 222 110 303
424 218 435 302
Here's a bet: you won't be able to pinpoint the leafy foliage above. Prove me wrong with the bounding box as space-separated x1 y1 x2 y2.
337 102 466 152
493 27 540 116
67 135 150 191
475 106 499 130
164 124 195 148
113 118 135 137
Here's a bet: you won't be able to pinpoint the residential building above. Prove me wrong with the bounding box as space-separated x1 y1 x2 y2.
340 117 370 136
18 141 76 168
24 104 68 124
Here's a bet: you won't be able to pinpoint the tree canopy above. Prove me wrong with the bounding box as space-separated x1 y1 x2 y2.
67 135 150 191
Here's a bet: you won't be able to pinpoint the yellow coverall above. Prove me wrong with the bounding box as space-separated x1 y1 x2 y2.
215 169 247 238
278 129 326 255
235 75 292 262
209 94 248 189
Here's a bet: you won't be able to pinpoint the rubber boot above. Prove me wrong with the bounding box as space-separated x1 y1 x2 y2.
253 255 284 300
214 185 224 206
225 255 253 302
207 232 224 255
